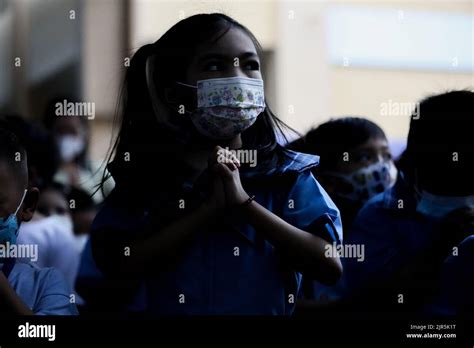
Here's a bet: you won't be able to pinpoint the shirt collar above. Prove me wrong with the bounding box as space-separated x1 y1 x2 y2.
182 149 320 188
240 149 320 179
379 170 419 211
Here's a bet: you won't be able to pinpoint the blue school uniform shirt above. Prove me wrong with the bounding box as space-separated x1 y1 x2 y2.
87 150 342 315
76 237 148 312
0 261 78 315
424 235 474 316
336 171 437 299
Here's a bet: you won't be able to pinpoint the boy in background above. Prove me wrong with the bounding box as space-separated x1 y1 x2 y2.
0 126 78 315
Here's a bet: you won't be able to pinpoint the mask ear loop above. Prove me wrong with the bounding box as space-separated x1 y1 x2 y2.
176 81 197 89
14 189 27 216
13 189 27 238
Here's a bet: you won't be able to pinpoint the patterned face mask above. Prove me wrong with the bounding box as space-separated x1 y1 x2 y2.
179 77 265 139
325 160 398 203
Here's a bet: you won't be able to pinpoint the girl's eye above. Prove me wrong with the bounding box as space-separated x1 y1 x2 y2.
203 62 221 72
56 207 67 215
37 207 50 217
243 61 260 70
383 152 393 161
355 153 372 163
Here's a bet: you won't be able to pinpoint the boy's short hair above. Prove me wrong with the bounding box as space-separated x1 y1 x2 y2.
287 117 387 171
406 90 474 194
1 115 59 189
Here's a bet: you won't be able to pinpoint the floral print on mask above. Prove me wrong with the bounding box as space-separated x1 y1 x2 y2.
197 77 265 109
191 77 265 139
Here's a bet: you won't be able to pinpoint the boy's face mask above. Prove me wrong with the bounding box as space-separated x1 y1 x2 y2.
0 189 27 245
178 77 266 139
325 160 398 203
416 191 474 220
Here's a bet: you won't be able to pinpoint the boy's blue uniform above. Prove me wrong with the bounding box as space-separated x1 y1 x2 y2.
341 173 436 295
313 171 473 317
1 261 78 315
425 235 474 316
78 150 342 315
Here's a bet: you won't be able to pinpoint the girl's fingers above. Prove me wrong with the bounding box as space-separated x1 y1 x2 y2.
227 161 237 171
210 145 241 171
208 146 222 167
214 162 234 180
221 150 240 170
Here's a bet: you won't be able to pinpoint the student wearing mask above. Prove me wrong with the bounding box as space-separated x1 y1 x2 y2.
288 117 397 235
66 187 97 253
1 116 83 302
287 117 397 307
17 183 81 297
43 98 114 203
339 90 474 313
0 126 78 315
79 13 343 316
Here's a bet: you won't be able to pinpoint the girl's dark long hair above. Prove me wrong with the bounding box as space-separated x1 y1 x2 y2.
99 13 299 198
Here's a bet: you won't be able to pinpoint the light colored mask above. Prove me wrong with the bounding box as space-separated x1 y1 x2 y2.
325 160 398 202
416 191 474 219
58 135 85 162
0 189 27 245
180 77 265 139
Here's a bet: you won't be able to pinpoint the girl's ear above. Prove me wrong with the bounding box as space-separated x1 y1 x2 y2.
19 187 39 223
164 87 178 103
164 83 197 111
145 55 178 129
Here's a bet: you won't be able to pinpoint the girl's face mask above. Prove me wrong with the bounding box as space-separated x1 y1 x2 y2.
179 77 265 139
325 160 398 203
0 189 27 245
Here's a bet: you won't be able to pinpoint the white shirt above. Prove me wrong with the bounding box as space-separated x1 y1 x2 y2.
17 215 80 295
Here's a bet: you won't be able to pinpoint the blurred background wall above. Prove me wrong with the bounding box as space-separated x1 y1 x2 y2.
1 0 472 162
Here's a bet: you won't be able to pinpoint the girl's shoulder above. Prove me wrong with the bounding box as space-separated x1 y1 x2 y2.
91 187 148 233
276 148 320 174
241 149 322 199
241 148 320 181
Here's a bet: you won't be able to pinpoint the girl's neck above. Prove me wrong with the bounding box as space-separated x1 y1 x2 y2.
222 135 242 149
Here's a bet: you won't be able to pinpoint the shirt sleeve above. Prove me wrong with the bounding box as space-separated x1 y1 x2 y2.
425 236 474 315
34 268 79 315
90 195 147 277
281 170 343 244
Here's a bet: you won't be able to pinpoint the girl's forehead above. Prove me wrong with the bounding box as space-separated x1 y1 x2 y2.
195 27 258 58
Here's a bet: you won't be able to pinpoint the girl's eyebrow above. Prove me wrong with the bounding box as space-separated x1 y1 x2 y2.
198 51 258 62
